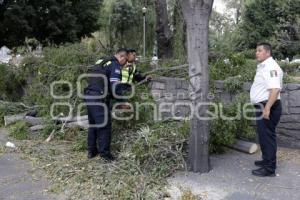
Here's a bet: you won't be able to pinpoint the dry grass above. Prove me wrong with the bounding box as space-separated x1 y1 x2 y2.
277 148 300 164
14 121 188 199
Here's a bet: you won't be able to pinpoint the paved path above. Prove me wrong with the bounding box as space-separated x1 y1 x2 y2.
0 129 63 200
167 148 300 200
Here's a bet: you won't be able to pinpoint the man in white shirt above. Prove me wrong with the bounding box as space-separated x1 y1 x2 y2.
250 42 283 177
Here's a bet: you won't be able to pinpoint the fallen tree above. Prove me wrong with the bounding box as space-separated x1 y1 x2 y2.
4 113 88 128
4 114 43 126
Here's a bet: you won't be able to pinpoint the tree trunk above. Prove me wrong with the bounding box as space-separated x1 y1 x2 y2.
179 0 214 173
154 0 173 59
235 0 243 24
229 139 259 154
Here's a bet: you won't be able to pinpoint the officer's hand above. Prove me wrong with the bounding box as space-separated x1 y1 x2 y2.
262 107 270 120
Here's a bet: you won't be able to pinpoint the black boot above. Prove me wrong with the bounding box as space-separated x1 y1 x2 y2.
254 160 265 167
87 151 98 159
100 153 115 162
252 167 275 177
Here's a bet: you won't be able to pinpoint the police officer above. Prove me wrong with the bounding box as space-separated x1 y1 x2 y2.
121 49 152 91
250 42 283 177
84 48 128 161
123 49 146 83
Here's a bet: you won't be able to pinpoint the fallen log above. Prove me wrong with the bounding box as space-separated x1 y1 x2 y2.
24 116 43 126
30 125 45 131
228 139 258 154
25 110 37 117
65 120 89 129
4 113 88 126
4 113 27 126
4 114 44 127
54 115 88 124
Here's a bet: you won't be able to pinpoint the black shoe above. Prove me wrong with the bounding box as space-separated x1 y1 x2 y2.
87 152 98 159
254 160 265 167
252 167 275 177
100 153 115 162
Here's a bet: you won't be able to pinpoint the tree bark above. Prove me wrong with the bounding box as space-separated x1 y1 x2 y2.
154 0 173 59
179 0 214 173
4 114 43 126
229 139 259 154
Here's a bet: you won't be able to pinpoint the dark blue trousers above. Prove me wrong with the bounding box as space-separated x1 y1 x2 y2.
255 100 282 172
84 89 112 156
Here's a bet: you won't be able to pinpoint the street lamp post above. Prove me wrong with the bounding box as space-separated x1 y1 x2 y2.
142 7 147 58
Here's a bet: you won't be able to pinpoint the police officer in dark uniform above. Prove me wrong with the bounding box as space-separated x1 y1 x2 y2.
84 48 128 161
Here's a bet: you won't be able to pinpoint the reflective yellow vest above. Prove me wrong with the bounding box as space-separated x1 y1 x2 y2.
121 63 136 84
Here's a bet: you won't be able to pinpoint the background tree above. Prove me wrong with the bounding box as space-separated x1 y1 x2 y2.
110 0 138 47
233 0 300 59
179 0 214 173
224 0 245 24
0 0 101 47
209 9 235 57
271 0 300 59
98 0 156 55
154 0 173 58
172 0 187 60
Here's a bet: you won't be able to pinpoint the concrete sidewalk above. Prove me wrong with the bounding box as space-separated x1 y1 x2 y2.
0 129 63 200
167 148 300 200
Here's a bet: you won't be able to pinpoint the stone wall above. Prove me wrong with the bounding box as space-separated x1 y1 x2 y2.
151 77 300 149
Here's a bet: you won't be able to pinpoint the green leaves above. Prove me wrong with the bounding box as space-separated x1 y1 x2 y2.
234 0 300 59
209 52 256 82
8 121 30 140
0 0 102 47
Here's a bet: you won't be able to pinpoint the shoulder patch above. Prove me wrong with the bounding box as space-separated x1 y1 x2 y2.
115 69 121 74
270 70 278 77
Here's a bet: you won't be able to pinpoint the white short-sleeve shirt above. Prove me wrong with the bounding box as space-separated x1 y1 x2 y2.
250 57 283 104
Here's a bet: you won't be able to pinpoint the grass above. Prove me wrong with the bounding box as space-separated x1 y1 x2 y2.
0 143 5 156
15 121 188 199
8 121 30 140
180 190 203 200
290 75 300 83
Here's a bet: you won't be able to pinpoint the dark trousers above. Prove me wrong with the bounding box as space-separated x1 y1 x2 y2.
255 100 282 172
84 89 112 156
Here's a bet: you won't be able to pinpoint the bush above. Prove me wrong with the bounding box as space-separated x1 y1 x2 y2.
0 102 29 126
0 64 25 101
209 93 256 153
8 121 30 140
241 49 255 59
279 61 300 74
16 42 102 117
209 53 256 82
223 75 244 93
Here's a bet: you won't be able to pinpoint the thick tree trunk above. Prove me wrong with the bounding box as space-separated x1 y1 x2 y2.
179 0 214 173
154 0 173 59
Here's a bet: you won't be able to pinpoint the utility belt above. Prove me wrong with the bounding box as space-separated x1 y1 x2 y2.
254 100 281 109
83 88 111 102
